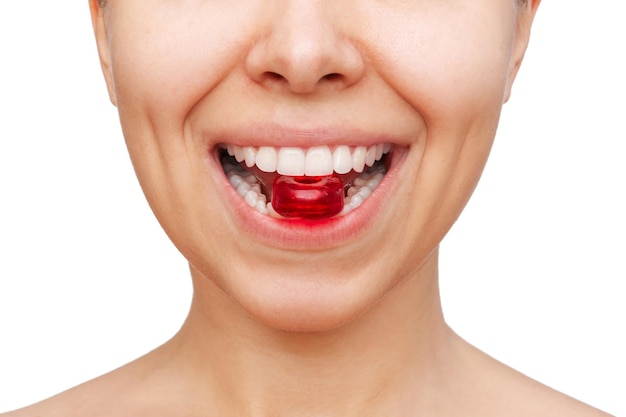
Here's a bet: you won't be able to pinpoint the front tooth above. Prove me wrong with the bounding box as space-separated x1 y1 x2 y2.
352 146 367 173
365 146 377 167
305 146 333 176
277 147 305 176
234 146 245 163
227 144 390 176
333 145 352 174
256 147 277 172
243 147 257 168
375 144 384 160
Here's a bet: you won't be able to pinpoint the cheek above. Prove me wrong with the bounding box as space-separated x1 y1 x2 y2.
362 4 516 126
106 3 258 122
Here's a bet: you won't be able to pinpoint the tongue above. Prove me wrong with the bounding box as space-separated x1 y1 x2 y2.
272 175 344 219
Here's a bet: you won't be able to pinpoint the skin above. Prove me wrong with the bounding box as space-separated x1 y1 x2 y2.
1 0 613 416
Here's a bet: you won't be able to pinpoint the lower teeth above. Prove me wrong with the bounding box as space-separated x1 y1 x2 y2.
221 156 386 219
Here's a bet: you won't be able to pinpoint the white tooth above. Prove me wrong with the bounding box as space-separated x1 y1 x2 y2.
375 144 384 161
256 200 269 214
353 176 368 187
352 146 366 173
305 146 333 176
357 187 372 199
267 202 284 218
234 146 245 163
236 182 251 197
277 147 305 176
256 147 277 172
365 146 377 167
383 143 392 153
226 144 236 156
229 174 245 188
349 193 364 209
243 147 257 168
244 190 258 207
244 174 258 184
367 178 381 189
367 173 384 188
333 145 352 174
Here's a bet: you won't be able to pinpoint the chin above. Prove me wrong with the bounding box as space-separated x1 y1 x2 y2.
193 258 390 334
245 289 371 334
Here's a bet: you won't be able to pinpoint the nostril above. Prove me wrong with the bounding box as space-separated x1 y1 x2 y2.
266 72 340 82
266 72 286 81
260 71 344 92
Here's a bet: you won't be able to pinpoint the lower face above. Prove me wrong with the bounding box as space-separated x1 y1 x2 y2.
100 0 520 331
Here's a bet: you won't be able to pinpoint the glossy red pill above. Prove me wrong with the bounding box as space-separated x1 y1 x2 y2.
272 175 344 219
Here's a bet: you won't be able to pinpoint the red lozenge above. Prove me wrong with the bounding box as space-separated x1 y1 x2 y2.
272 175 344 219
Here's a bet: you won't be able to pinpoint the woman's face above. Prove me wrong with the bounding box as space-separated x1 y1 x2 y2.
92 0 535 331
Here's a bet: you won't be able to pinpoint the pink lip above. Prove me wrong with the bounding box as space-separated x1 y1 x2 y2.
207 125 409 250
209 123 402 149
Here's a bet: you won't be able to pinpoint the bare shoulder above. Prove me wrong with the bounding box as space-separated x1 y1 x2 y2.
454 337 614 417
0 348 194 417
0 379 105 417
505 373 614 417
0 364 141 417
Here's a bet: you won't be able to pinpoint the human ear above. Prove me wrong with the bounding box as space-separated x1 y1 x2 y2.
89 0 117 106
503 0 541 103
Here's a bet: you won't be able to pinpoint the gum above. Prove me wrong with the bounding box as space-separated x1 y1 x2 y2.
272 175 344 219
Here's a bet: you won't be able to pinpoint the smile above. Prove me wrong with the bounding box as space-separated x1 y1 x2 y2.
220 144 392 219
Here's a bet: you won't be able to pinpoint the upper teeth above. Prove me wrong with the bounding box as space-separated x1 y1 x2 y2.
224 144 391 176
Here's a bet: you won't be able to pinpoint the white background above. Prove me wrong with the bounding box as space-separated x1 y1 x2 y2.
0 1 624 414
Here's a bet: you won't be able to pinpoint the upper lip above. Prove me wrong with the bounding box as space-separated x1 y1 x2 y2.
206 123 406 149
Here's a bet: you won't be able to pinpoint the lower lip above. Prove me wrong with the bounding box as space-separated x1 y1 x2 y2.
212 149 405 251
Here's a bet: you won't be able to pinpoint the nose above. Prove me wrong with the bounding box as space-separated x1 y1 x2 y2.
245 2 365 94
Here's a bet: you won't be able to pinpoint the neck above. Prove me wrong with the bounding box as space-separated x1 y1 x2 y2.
169 250 453 417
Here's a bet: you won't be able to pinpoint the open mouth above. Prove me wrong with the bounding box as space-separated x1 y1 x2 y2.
219 144 392 219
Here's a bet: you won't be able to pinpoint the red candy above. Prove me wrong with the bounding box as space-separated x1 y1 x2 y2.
272 175 344 219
